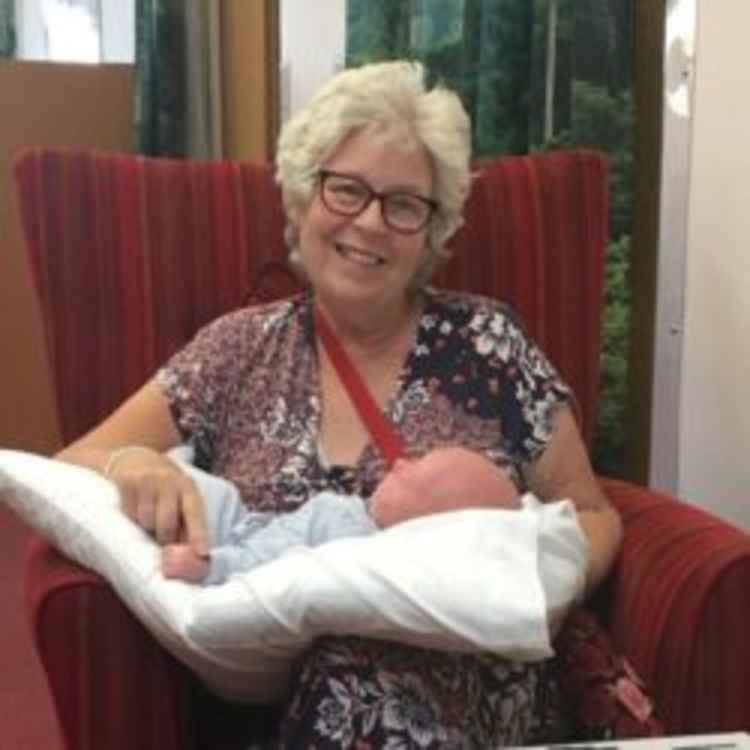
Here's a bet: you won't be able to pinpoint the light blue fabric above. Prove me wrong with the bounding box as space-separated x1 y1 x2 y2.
204 489 378 585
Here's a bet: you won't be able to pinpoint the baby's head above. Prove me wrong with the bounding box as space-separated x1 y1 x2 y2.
370 446 520 528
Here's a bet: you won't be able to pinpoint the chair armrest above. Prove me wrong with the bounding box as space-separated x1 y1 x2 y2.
598 477 750 734
24 534 192 750
24 535 280 750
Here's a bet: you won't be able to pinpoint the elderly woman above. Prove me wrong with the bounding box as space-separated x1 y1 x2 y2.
58 61 622 747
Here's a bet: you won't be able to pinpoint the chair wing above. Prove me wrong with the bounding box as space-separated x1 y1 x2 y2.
13 148 288 444
438 149 609 447
14 147 607 447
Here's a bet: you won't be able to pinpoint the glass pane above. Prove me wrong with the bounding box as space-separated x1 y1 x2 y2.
43 0 101 63
343 0 636 476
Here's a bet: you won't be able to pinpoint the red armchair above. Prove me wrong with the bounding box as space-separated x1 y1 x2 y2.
13 147 750 749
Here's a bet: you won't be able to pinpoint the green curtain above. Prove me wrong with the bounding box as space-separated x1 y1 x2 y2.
346 0 634 477
134 0 221 157
134 0 188 156
0 0 16 58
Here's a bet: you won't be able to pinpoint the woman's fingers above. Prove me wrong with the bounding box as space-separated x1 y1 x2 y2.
119 481 140 523
109 449 208 552
135 475 159 532
154 485 181 544
176 474 210 557
119 473 162 534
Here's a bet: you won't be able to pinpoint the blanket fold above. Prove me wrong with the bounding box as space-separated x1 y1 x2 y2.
0 449 588 704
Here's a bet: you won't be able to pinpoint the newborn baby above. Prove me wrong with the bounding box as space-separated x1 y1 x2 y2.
162 446 520 584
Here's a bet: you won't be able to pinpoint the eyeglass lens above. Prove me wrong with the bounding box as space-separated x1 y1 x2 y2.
319 171 434 233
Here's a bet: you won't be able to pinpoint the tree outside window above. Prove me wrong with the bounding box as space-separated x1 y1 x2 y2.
347 0 634 477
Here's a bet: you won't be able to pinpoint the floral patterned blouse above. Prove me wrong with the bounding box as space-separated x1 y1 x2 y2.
156 288 573 748
157 288 571 509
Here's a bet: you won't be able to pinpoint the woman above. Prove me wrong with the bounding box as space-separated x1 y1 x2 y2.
58 61 622 747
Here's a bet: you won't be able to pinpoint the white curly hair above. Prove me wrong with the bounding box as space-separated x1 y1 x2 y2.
275 60 472 285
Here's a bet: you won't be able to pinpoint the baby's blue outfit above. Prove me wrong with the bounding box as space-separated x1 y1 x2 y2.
193 467 378 584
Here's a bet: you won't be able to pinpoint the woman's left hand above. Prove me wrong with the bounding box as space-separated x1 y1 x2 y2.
526 405 623 595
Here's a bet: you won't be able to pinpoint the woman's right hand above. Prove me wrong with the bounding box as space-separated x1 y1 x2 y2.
55 380 210 556
106 446 209 556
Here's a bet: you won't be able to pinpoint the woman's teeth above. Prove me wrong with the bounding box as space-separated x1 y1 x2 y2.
336 244 385 266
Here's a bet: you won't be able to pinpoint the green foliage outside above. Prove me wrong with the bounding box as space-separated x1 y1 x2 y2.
346 0 634 476
597 234 631 475
542 81 634 475
0 0 16 57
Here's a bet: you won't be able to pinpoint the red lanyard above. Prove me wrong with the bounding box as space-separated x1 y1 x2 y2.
314 306 406 468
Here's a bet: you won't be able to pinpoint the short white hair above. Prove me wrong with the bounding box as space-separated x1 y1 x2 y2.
275 60 472 283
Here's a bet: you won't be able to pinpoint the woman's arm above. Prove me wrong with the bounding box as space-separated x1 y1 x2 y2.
57 380 209 555
56 380 180 467
525 405 623 595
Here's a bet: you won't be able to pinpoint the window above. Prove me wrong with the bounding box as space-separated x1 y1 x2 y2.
280 0 345 122
15 0 134 63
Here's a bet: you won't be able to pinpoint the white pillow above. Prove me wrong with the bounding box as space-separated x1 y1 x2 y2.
0 449 588 704
0 449 292 702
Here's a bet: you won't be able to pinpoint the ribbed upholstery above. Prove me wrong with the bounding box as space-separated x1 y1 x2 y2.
14 149 287 444
14 147 606 447
599 477 750 733
13 147 750 749
26 540 191 750
439 150 608 446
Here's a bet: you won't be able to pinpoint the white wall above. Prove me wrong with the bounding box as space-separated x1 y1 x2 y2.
676 0 750 528
280 0 346 123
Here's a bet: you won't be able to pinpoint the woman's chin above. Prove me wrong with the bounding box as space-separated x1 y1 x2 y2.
316 272 392 311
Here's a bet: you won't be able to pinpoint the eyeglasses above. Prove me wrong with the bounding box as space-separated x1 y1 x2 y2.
317 169 438 234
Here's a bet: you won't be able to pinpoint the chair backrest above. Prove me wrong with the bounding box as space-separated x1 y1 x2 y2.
13 147 608 447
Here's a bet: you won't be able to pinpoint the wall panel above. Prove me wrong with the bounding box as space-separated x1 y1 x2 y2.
0 60 133 453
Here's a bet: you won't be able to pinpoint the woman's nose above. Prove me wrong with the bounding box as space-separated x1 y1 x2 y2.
353 197 388 233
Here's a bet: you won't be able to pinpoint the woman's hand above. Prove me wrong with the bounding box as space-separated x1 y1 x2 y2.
526 406 623 595
107 446 209 556
55 380 210 557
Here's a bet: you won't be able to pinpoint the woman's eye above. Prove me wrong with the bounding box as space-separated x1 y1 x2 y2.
388 196 421 217
331 181 365 202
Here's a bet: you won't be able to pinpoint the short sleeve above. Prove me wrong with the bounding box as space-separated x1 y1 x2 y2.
499 308 573 463
155 309 258 467
455 296 573 465
410 292 575 475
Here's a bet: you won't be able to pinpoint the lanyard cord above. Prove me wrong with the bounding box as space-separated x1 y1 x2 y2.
314 306 406 468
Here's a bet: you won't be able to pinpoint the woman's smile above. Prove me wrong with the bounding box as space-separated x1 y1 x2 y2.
334 241 386 268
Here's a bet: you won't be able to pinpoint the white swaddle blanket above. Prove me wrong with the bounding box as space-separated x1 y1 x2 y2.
0 449 588 704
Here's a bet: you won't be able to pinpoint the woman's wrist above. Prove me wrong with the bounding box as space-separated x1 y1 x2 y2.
103 445 156 478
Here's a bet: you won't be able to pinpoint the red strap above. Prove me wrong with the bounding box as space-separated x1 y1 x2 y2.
314 306 406 467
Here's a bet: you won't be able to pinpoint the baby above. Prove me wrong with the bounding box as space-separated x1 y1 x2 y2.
162 446 520 584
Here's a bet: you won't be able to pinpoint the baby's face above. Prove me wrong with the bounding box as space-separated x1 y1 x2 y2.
372 454 439 508
371 447 519 511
